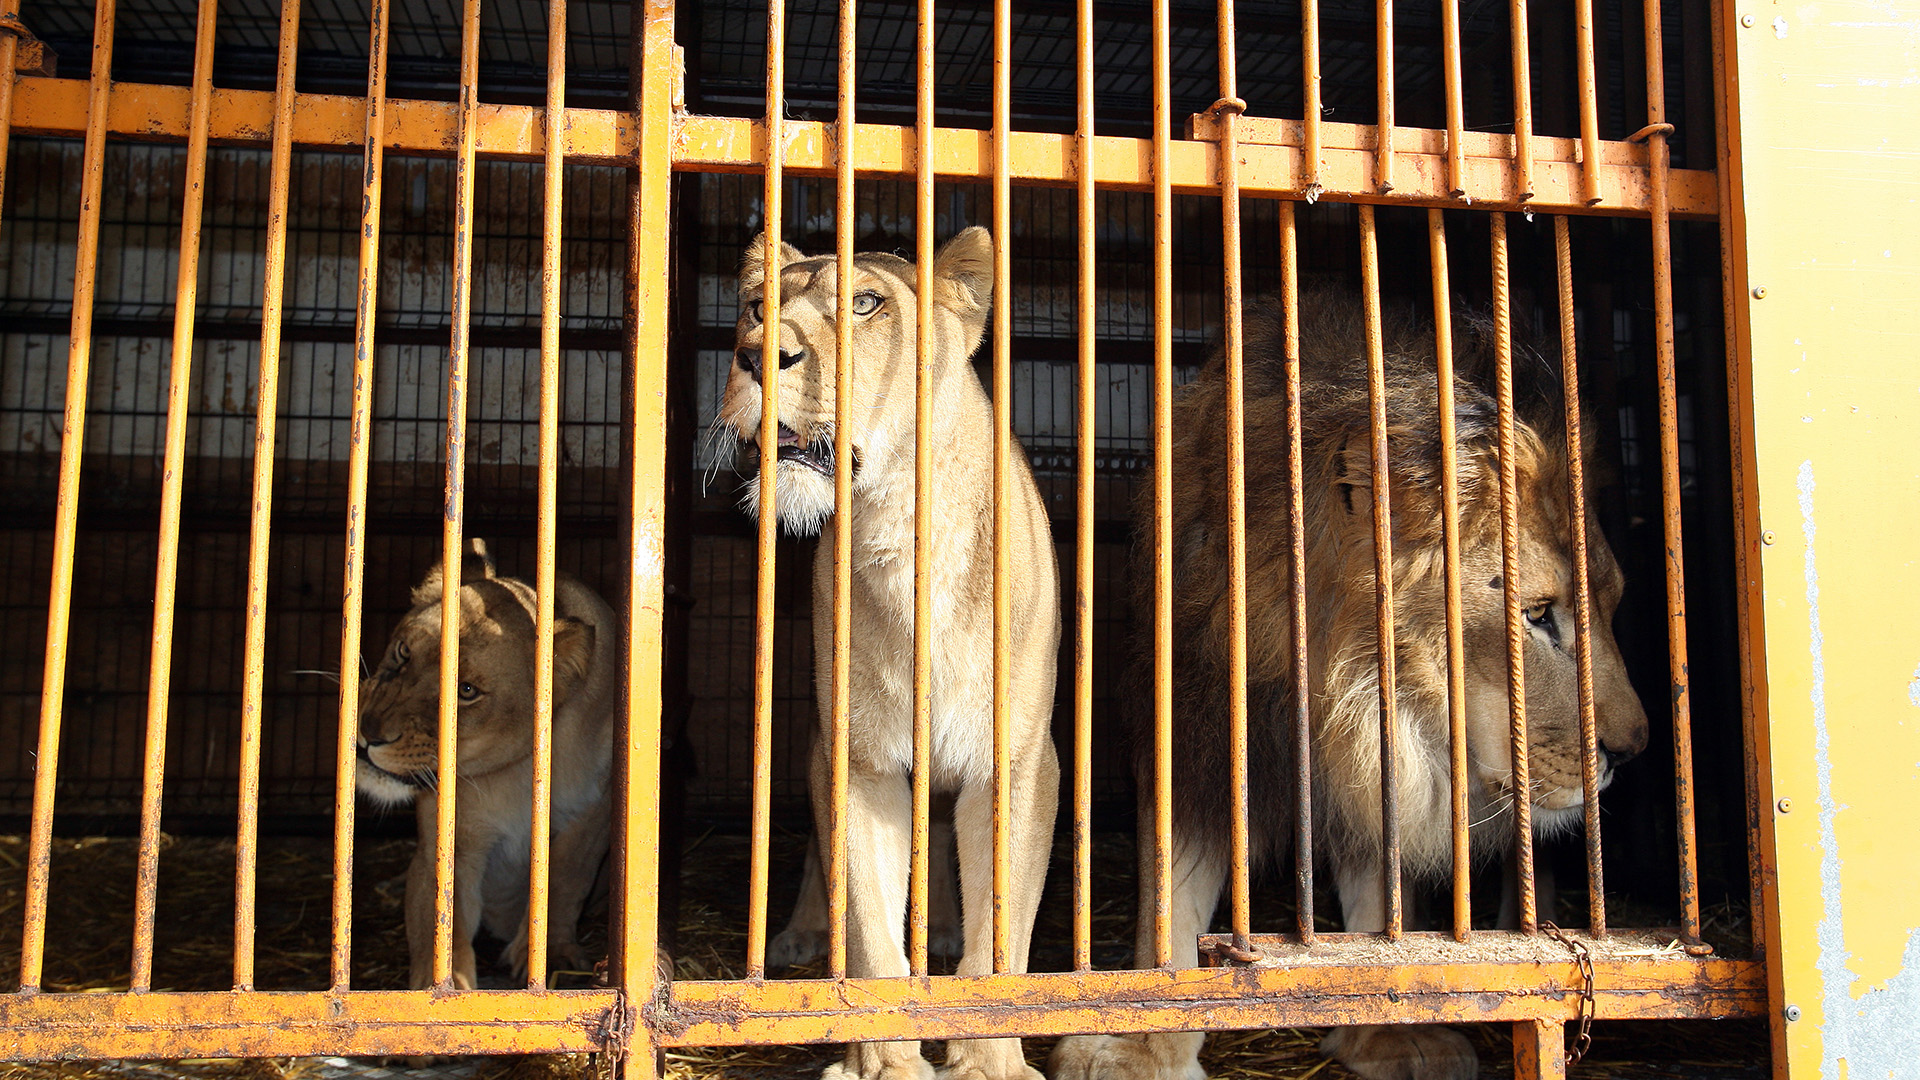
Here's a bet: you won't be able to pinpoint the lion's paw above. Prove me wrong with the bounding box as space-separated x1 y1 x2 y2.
1319 1024 1476 1080
822 1057 935 1080
1047 1034 1204 1080
768 926 829 971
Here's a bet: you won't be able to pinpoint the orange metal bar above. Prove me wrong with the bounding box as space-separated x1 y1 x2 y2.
333 0 392 992
908 0 935 976
990 0 1015 974
1213 0 1252 956
621 0 675 1071
1574 0 1604 204
1070 0 1096 975
1374 0 1394 192
1149 0 1175 971
1509 0 1536 200
0 4 20 242
1514 1017 1569 1080
1439 0 1465 197
1302 1 1322 200
234 0 301 992
828 0 855 984
746 0 786 981
1641 0 1701 949
432 0 484 991
5 80 1723 215
19 0 116 995
130 0 219 993
1429 208 1471 943
1357 204 1400 940
1556 216 1605 937
526 0 568 989
1491 211 1536 933
1279 201 1312 946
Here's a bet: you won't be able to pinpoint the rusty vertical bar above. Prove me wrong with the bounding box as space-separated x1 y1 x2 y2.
1213 1 1251 956
1279 201 1312 946
908 0 934 977
1573 0 1603 205
1429 208 1471 943
431 0 484 990
1070 0 1096 975
234 0 302 992
1508 0 1535 200
620 0 673 1070
19 0 116 995
1513 1018 1569 1080
1302 1 1322 200
989 0 1014 975
333 0 392 993
130 0 219 993
827 0 855 984
1491 211 1536 933
525 0 568 990
1357 204 1400 940
746 0 786 980
1373 0 1394 192
1439 0 1465 197
1149 0 1175 970
1642 0 1700 948
1555 216 1605 937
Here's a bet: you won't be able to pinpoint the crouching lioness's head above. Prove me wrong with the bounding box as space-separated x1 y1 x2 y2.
354 539 596 806
718 227 994 535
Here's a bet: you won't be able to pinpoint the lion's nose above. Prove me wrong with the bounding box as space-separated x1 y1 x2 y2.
1601 744 1639 772
735 345 805 383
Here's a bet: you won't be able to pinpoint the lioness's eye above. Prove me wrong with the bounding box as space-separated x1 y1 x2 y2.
1523 602 1553 627
746 299 764 323
851 291 882 316
457 682 482 702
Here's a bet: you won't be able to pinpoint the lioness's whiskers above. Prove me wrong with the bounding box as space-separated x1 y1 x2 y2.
289 668 343 685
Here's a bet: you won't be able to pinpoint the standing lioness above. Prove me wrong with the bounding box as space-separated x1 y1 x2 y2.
356 540 618 991
722 227 1061 1080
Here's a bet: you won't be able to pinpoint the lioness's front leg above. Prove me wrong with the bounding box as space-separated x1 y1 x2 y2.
505 792 612 983
406 791 493 991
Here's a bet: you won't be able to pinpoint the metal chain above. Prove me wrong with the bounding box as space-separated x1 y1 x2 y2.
1541 921 1596 1065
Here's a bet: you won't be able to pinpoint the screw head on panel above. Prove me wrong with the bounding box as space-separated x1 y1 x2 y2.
1752 285 1768 299
1777 797 1792 813
1785 1005 1802 1022
1763 530 1776 545
1741 13 1756 27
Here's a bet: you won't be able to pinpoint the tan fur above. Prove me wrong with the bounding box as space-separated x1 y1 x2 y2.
1050 295 1649 1080
723 228 1061 1080
356 539 618 991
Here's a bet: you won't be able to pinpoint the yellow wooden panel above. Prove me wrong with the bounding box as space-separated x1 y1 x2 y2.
1724 3 1920 1077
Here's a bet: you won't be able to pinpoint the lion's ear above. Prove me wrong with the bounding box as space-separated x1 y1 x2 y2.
551 617 598 707
738 232 806 295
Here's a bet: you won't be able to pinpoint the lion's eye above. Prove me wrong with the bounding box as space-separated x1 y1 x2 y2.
746 299 764 323
851 291 882 316
1523 602 1553 627
457 682 482 702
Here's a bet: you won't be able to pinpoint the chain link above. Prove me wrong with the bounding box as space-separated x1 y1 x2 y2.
1541 921 1596 1065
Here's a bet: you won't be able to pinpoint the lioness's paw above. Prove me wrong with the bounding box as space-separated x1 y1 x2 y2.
936 1060 1043 1080
768 927 829 971
822 1058 935 1080
1319 1024 1476 1080
1047 1034 1204 1080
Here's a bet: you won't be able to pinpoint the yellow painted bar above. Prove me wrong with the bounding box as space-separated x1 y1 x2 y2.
5 78 1717 217
1717 5 1920 1079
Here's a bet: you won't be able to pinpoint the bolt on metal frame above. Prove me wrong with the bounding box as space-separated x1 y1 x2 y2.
0 0 1763 1076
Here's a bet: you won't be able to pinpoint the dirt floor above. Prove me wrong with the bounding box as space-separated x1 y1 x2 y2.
0 832 1768 1079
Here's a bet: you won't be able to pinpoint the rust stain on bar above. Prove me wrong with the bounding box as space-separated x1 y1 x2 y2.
828 0 855 984
1279 201 1312 946
1491 212 1537 933
131 0 220 994
1071 0 1096 975
1357 204 1400 940
21 0 116 995
235 0 302 992
1428 208 1472 943
333 0 392 992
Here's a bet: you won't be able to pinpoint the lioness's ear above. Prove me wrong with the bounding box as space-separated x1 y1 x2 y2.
932 226 993 358
738 231 806 295
551 617 597 707
411 539 497 606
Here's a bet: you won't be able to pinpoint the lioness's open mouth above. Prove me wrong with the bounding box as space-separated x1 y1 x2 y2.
743 422 845 478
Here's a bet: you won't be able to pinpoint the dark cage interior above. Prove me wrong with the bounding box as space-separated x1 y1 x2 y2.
2 0 1749 1023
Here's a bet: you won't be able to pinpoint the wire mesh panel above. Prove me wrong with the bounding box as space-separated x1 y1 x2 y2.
0 0 1767 1075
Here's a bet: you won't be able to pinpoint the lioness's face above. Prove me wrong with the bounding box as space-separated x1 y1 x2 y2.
1460 483 1649 827
355 559 593 807
720 228 992 535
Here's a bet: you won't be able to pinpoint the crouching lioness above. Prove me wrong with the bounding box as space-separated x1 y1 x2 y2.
356 540 618 990
722 227 1061 1080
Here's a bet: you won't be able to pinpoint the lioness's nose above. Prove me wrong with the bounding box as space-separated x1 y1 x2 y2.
736 345 805 383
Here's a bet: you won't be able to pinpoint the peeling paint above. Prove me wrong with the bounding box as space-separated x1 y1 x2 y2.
1908 662 1920 709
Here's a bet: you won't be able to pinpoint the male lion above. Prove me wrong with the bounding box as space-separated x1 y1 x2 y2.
722 227 1061 1080
356 539 618 991
1050 295 1649 1080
